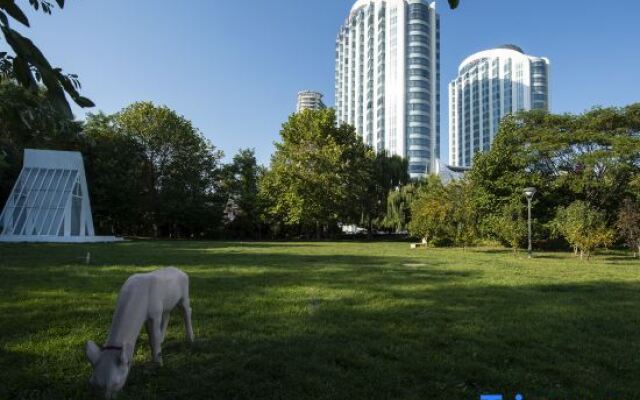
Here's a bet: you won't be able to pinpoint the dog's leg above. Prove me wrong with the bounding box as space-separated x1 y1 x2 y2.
179 297 195 343
147 318 163 365
160 311 171 343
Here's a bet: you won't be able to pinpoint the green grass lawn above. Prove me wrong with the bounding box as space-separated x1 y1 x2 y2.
0 241 639 400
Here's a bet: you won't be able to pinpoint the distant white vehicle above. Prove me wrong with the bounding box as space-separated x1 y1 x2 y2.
340 224 367 235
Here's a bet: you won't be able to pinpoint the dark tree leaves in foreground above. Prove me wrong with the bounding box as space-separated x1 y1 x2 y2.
0 0 94 116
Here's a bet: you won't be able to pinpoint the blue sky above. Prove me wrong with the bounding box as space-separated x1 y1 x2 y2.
20 0 640 165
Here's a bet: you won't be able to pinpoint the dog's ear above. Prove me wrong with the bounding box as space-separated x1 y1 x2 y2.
85 341 101 366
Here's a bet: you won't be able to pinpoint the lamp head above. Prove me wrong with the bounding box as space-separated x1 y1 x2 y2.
523 187 537 200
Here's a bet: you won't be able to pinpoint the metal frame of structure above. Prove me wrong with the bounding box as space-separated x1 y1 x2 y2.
0 149 120 243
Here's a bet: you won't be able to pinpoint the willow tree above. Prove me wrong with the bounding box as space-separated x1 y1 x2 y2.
409 176 451 246
383 184 417 233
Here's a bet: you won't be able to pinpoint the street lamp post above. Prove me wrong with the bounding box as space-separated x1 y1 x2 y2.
523 187 537 258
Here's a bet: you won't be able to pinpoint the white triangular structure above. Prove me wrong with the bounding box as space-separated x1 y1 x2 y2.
0 149 120 243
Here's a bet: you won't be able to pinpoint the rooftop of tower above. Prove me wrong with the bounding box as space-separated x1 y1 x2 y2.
458 45 544 74
351 0 369 13
350 0 435 16
497 44 524 53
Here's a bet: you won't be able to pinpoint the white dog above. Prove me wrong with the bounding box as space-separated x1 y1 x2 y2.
85 267 194 399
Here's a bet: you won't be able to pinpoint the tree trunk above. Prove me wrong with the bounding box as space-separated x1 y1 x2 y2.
574 246 579 257
580 249 584 260
368 214 373 240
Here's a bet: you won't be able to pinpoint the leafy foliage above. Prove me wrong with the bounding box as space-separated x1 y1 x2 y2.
260 109 373 238
82 112 148 236
487 198 527 252
616 198 640 257
383 183 416 233
406 177 479 248
404 105 639 254
114 102 223 237
219 148 264 239
0 87 226 238
361 153 409 236
469 106 640 252
0 0 93 116
408 176 451 246
552 201 614 260
448 179 479 248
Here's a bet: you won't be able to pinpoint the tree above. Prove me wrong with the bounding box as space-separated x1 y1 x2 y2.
553 201 614 260
219 148 263 239
82 112 148 236
408 176 451 246
115 102 223 238
488 198 527 252
616 198 640 258
468 113 552 228
362 153 409 238
383 183 417 233
0 0 94 116
405 176 480 249
260 109 373 238
469 106 640 247
449 179 479 249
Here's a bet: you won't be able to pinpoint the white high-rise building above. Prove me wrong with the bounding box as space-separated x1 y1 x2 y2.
297 91 326 112
335 0 440 179
449 45 550 167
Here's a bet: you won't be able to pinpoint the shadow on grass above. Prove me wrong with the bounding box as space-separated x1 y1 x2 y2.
2 279 640 399
132 281 639 400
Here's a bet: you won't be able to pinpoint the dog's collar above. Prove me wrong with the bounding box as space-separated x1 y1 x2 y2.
101 345 123 351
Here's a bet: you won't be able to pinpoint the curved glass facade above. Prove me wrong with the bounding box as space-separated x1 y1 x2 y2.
296 91 326 112
448 46 550 167
335 0 440 179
